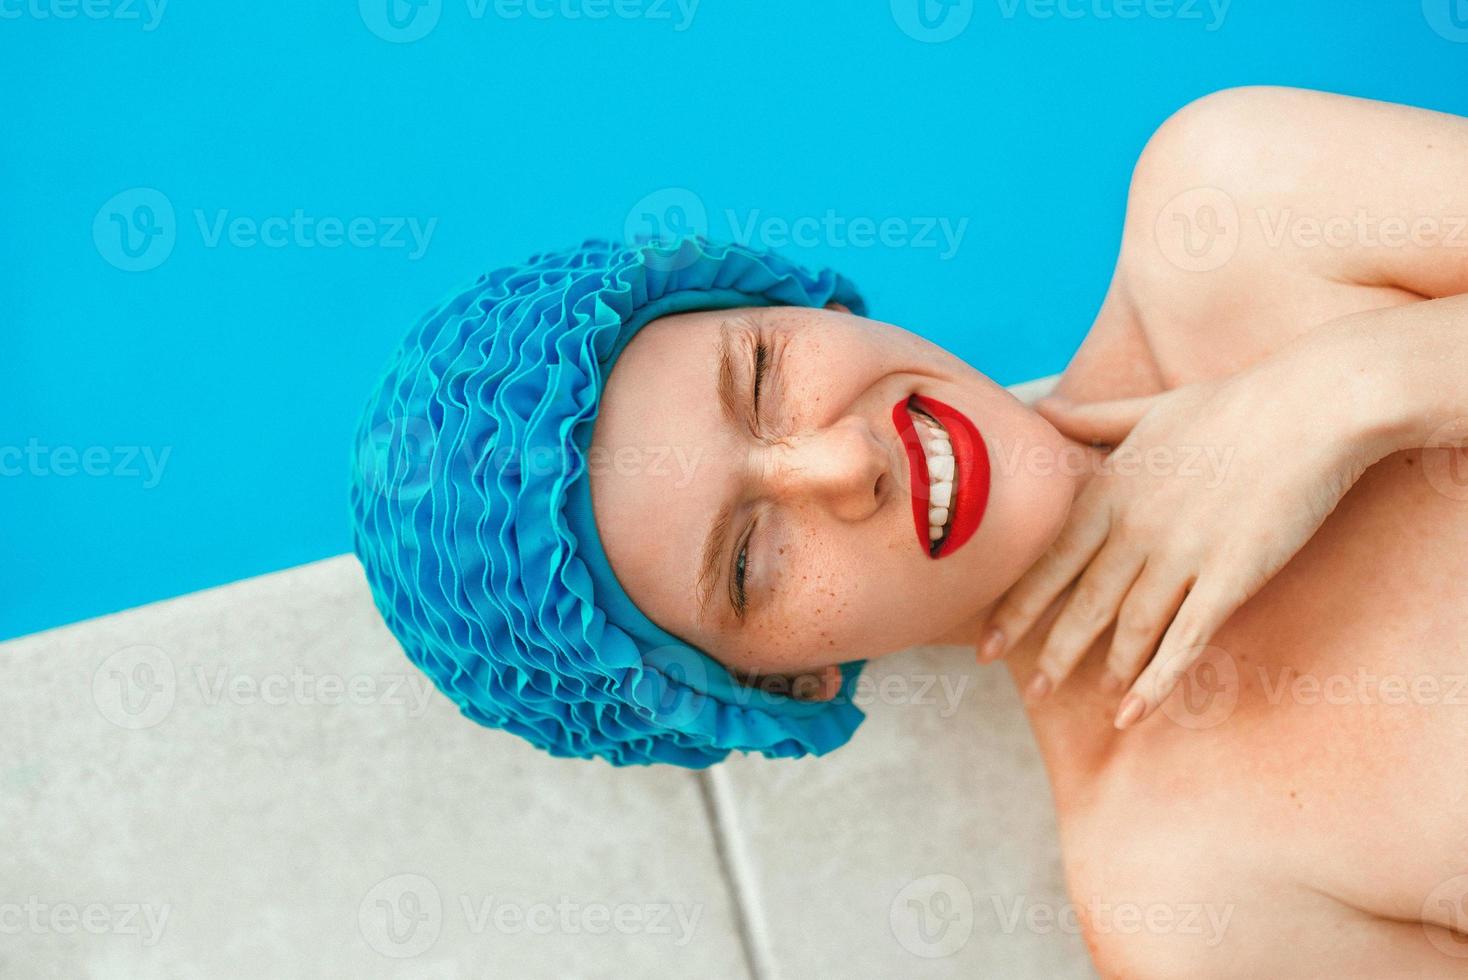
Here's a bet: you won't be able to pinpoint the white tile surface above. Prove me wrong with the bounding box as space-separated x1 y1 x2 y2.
708 647 1095 979
0 557 749 979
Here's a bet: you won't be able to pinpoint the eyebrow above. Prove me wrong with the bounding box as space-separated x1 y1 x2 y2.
695 322 746 624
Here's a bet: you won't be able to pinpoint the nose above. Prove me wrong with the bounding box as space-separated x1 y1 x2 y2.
761 414 890 522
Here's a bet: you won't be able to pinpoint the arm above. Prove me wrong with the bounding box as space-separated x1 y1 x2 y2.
1336 293 1468 457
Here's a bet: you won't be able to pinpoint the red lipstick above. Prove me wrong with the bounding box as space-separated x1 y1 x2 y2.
891 394 991 559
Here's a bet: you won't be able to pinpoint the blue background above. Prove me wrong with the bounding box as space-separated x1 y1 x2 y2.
6 2 1467 640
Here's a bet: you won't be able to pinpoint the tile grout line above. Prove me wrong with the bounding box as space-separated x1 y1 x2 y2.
696 767 776 980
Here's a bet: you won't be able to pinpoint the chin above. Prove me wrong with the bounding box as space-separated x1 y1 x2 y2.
935 399 1080 644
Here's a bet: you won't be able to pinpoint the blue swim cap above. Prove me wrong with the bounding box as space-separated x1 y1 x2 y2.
349 238 869 767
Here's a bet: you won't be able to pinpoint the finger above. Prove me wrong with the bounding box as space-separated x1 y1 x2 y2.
1100 558 1193 693
980 485 1113 662
1034 393 1165 446
1028 540 1146 702
1114 575 1240 729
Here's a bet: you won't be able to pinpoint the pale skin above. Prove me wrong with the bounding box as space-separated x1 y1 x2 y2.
590 87 1468 973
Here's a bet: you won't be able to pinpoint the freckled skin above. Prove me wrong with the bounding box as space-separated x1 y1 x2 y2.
588 303 1079 688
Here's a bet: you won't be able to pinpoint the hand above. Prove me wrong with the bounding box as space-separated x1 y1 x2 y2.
980 349 1389 729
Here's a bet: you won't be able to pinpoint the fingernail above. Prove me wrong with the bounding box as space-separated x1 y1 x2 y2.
1024 673 1051 704
1099 672 1124 694
980 628 1005 662
1114 694 1145 730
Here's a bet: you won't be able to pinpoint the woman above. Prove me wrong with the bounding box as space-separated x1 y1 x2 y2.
350 87 1468 972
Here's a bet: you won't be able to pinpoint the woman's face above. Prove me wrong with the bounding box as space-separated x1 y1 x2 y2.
589 303 1079 697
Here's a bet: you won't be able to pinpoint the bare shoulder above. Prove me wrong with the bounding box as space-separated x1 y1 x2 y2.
1107 86 1468 385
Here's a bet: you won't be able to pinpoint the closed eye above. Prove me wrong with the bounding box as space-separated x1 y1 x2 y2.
752 339 768 423
732 331 771 618
732 525 752 617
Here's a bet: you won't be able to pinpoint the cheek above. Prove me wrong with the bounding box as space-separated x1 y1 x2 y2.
971 413 1078 590
780 337 883 424
733 528 930 669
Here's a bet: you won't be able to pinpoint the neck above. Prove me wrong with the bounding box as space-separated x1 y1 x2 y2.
932 434 1109 654
922 435 1129 757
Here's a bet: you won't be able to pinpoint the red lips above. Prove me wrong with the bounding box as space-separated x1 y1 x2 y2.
891 394 991 559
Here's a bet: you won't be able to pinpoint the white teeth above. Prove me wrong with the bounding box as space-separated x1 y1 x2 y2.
910 404 960 547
